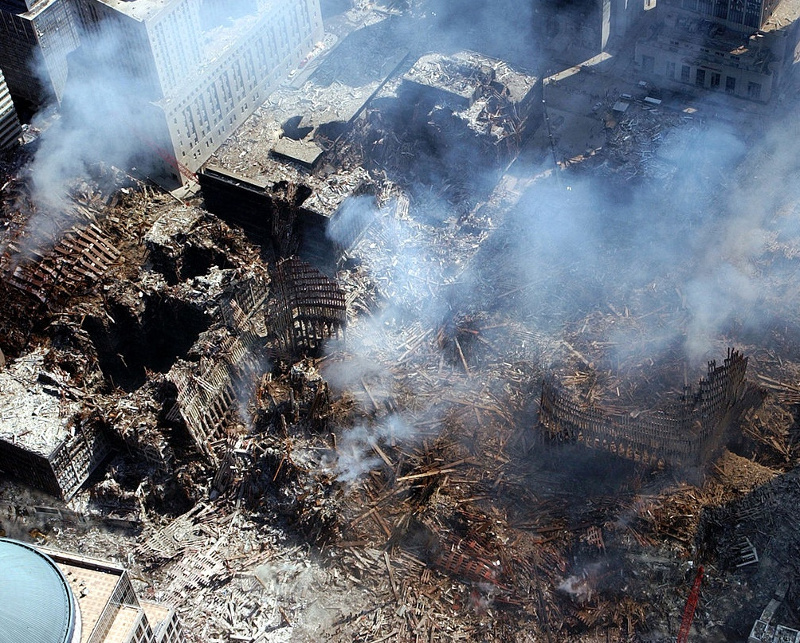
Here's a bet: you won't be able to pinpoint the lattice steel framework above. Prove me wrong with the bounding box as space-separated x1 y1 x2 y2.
4 223 119 305
273 258 346 355
539 349 748 467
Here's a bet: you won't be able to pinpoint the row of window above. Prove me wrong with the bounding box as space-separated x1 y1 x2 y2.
642 54 763 97
169 12 315 161
150 4 202 91
680 0 763 28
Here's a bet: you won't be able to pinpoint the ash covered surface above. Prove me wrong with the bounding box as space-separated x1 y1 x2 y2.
2 1 800 642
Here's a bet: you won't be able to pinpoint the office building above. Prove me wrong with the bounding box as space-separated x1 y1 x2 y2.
0 0 80 106
71 0 323 185
0 66 22 149
635 0 800 101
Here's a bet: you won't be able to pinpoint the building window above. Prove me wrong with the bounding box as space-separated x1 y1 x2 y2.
747 81 761 99
666 62 676 79
695 68 706 86
642 55 655 73
710 72 720 87
681 65 691 82
725 76 736 93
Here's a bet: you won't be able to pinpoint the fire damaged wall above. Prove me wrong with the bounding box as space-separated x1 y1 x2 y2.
198 165 331 263
539 349 750 468
271 257 347 357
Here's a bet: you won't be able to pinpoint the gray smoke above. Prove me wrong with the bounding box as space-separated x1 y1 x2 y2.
29 20 163 216
320 0 800 481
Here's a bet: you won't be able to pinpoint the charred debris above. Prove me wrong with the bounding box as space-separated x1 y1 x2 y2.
1 37 800 643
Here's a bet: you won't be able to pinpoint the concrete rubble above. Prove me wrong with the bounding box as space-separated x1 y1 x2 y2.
1 3 800 643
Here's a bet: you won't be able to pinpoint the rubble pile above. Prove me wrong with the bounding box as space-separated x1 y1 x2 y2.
2 15 800 643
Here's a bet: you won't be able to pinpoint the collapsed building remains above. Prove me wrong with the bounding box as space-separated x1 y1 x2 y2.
2 222 120 306
0 350 113 499
539 349 749 467
272 257 346 356
197 165 332 264
165 331 261 461
399 51 540 168
161 271 269 461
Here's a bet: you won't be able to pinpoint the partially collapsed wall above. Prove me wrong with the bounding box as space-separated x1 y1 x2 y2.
2 223 120 306
163 276 270 460
0 350 113 499
539 349 749 467
272 257 347 356
198 165 326 260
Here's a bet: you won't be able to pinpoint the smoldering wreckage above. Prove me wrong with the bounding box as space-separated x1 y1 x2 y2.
2 48 800 643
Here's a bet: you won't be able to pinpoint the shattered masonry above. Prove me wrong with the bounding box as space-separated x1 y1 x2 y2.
0 351 112 499
165 332 261 460
197 165 316 259
165 277 269 460
539 349 748 467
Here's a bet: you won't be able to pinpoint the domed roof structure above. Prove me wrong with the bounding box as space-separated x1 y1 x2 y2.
0 538 80 643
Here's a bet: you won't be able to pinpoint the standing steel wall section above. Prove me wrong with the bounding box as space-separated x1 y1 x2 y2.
539 349 748 467
273 258 346 356
0 421 113 499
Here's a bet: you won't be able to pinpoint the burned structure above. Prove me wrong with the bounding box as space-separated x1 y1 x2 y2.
3 2 800 642
539 349 749 467
164 327 263 461
2 222 120 306
398 51 540 171
0 0 80 107
197 165 327 261
272 257 346 356
0 350 113 499
70 0 323 185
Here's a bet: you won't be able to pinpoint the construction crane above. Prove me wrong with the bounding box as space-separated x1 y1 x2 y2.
677 565 704 643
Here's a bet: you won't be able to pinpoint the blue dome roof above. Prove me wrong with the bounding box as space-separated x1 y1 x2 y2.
0 539 78 643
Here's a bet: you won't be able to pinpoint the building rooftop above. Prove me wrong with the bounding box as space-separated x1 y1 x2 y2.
0 349 80 457
401 50 538 112
0 0 62 19
92 0 175 22
56 562 122 643
403 52 492 104
0 538 79 643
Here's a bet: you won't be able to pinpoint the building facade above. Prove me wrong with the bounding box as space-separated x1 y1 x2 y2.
634 0 800 101
0 539 186 643
0 66 21 150
72 0 323 186
0 0 80 107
